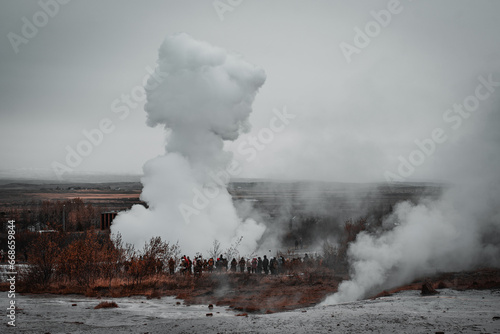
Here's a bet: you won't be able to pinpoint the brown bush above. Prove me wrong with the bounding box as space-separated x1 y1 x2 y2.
20 231 62 289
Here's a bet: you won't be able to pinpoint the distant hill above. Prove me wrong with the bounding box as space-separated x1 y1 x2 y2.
0 169 141 185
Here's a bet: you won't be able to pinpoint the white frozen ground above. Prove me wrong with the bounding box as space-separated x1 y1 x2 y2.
2 289 500 333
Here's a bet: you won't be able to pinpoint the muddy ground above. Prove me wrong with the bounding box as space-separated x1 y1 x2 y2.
4 288 500 333
8 268 500 315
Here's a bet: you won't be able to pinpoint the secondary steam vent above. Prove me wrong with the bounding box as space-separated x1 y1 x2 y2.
111 33 266 255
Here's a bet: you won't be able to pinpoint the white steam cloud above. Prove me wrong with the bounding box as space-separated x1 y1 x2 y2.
324 186 500 304
111 33 266 255
323 102 500 304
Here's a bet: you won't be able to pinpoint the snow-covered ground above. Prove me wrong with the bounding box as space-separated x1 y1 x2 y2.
3 289 500 333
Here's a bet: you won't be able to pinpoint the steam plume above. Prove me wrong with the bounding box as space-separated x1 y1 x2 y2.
111 33 266 255
323 94 500 305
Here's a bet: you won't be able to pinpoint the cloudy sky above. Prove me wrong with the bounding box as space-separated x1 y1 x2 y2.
1 0 499 183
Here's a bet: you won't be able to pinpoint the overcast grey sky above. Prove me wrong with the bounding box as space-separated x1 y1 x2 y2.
1 0 499 183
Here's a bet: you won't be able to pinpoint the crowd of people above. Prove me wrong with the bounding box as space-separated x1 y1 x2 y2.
171 253 321 276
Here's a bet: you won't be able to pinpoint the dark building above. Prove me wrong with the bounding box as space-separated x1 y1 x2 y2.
100 211 118 230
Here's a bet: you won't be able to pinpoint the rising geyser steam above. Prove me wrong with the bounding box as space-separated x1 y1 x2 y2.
111 33 266 255
323 101 500 305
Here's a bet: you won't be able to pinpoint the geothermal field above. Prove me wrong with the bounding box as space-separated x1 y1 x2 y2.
1 1 500 333
2 289 500 334
1 179 499 333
